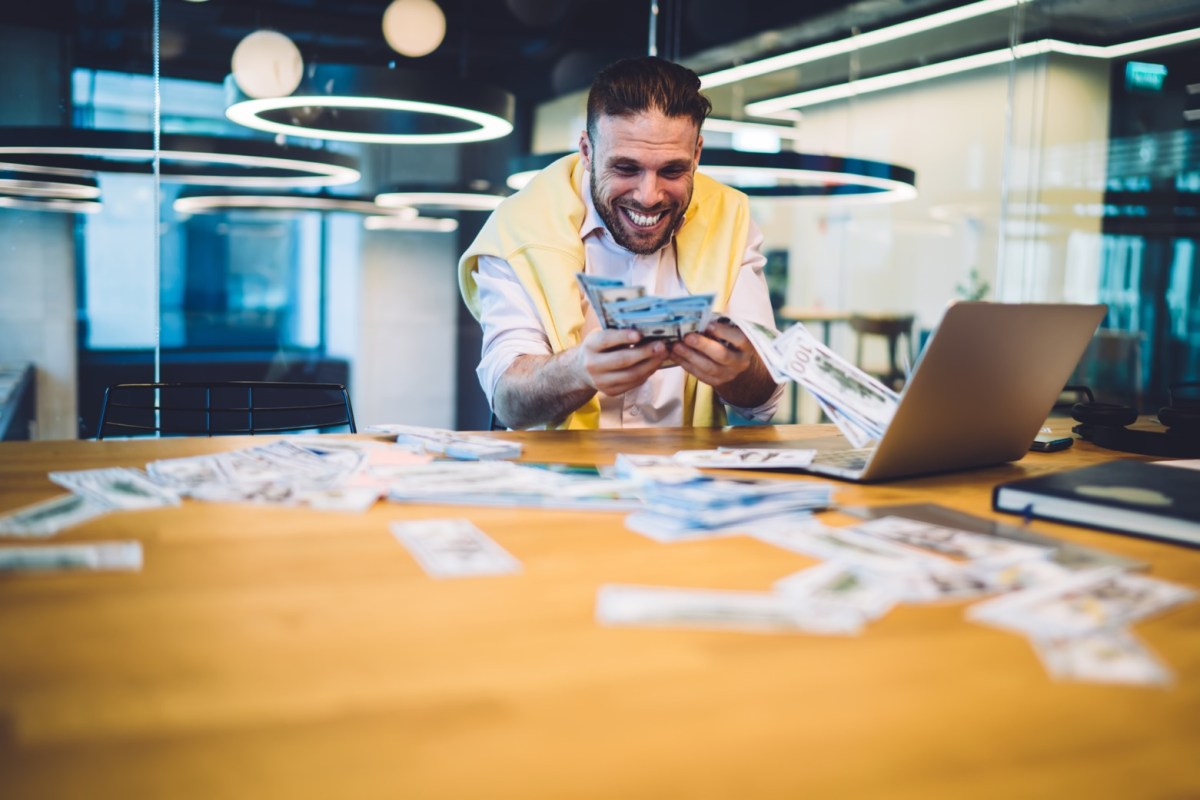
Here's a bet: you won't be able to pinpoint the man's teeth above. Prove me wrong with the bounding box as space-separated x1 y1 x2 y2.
625 208 663 227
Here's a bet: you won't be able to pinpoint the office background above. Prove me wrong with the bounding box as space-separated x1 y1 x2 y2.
1 0 1197 440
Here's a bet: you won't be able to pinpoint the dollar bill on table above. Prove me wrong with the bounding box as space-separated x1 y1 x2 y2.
386 460 642 511
48 467 180 511
1029 629 1173 686
630 476 833 535
840 503 1145 573
751 518 994 602
0 540 143 573
966 567 1197 638
366 424 521 460
390 518 521 578
146 453 233 491
849 516 1053 567
671 448 817 470
595 584 862 635
0 493 111 537
612 453 702 484
773 560 901 623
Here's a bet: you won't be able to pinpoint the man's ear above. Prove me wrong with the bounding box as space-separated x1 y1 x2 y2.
578 130 592 172
694 134 704 171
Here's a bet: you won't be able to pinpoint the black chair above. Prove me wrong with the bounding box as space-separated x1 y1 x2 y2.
96 381 357 439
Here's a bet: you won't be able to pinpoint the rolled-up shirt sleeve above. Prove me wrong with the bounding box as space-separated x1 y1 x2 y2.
473 254 554 409
723 220 786 423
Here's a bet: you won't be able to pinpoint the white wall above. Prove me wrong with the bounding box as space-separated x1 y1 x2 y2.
340 226 459 429
0 27 77 439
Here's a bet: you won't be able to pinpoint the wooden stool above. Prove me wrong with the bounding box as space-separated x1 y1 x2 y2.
849 313 915 390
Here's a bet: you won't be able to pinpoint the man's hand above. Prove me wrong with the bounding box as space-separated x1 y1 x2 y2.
493 328 669 429
668 319 778 409
576 328 670 396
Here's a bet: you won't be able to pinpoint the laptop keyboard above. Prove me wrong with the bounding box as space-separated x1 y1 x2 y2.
814 448 875 471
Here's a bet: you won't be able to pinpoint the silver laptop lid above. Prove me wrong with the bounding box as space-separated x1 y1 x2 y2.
857 301 1106 481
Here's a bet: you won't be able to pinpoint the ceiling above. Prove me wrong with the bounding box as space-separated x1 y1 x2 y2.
8 0 1200 122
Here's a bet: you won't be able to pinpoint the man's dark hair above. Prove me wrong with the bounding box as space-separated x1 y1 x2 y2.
586 56 712 143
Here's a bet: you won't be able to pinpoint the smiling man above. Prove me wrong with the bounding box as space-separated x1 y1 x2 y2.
459 56 783 430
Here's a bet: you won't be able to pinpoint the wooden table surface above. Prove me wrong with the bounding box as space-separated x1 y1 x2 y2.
1 424 1198 799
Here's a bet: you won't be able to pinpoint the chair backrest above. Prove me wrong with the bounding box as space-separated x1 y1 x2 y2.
96 381 357 439
848 313 915 388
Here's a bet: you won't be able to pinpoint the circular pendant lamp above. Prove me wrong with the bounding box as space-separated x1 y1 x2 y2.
173 191 416 217
375 182 509 212
0 128 360 188
0 168 100 200
225 65 515 145
506 150 916 203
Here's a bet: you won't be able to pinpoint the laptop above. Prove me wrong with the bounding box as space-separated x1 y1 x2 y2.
782 301 1107 482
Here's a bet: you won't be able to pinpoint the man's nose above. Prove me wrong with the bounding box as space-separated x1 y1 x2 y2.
634 172 665 206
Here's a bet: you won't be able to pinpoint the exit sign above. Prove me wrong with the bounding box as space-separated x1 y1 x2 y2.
1126 61 1167 92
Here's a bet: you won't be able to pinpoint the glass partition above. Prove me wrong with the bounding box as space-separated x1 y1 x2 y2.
3 2 1197 438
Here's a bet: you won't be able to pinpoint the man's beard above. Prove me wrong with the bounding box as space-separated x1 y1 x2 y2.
591 171 688 256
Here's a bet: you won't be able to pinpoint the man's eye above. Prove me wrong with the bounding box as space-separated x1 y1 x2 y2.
614 165 638 175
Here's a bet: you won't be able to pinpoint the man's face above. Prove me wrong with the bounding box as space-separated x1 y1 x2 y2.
580 111 702 255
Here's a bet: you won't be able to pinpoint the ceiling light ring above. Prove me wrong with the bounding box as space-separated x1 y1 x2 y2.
172 191 420 217
375 184 509 212
0 169 100 199
225 65 515 145
506 150 917 203
0 128 360 188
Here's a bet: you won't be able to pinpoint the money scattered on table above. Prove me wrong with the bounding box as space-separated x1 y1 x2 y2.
366 424 522 460
145 439 414 510
577 273 714 341
1030 629 1173 687
611 508 1195 685
851 515 1052 566
966 567 1197 637
595 584 861 635
385 460 642 511
0 493 110 537
390 518 521 578
0 540 143 573
772 560 900 623
48 467 181 511
671 448 817 470
626 476 834 542
612 453 702 485
735 317 899 448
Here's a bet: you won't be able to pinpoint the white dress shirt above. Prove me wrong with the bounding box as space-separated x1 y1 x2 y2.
474 168 783 428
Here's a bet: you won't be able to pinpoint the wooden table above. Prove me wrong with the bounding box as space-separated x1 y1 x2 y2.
1 425 1198 799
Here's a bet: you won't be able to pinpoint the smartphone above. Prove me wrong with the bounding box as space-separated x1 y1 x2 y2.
1030 432 1073 452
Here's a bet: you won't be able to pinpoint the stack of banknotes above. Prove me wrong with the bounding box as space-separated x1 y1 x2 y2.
577 273 714 341
736 317 900 448
624 474 835 542
366 424 522 460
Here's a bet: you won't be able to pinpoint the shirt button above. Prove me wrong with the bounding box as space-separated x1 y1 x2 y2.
630 406 641 416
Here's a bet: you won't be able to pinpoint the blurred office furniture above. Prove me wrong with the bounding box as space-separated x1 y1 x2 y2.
849 313 916 391
777 306 851 347
96 381 356 439
77 352 350 438
776 307 852 422
1067 329 1145 411
0 364 35 441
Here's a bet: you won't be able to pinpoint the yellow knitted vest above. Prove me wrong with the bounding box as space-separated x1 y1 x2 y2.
459 153 750 429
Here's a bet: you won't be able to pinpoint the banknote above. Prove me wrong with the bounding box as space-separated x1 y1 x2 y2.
0 493 110 537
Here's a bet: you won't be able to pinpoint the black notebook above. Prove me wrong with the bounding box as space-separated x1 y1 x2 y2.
993 459 1200 548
